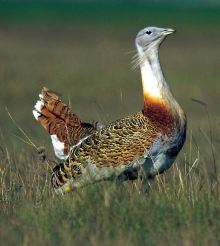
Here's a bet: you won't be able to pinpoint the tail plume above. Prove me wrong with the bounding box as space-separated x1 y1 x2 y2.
33 87 96 159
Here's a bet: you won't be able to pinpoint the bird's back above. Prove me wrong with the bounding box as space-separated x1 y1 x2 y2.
74 112 157 167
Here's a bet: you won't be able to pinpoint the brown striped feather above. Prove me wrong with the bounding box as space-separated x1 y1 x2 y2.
34 87 97 154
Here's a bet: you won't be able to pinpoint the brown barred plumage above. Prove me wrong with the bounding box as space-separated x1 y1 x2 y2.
33 87 98 158
50 112 157 190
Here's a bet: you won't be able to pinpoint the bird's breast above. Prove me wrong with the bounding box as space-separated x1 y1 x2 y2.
142 98 176 135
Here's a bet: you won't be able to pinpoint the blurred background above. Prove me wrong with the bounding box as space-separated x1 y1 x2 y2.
0 0 219 164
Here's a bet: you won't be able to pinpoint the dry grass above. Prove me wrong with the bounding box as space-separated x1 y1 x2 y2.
0 132 219 245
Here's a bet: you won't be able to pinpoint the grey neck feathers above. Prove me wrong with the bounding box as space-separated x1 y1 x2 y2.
137 42 183 116
143 48 163 75
138 43 169 93
136 41 185 126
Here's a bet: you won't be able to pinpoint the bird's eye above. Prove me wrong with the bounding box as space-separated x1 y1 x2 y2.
146 31 152 35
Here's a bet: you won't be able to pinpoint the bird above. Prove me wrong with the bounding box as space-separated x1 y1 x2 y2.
33 26 186 194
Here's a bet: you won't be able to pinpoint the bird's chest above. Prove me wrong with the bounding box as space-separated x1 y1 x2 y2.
142 125 186 176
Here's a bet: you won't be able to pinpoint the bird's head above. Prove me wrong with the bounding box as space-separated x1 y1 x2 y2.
135 26 175 54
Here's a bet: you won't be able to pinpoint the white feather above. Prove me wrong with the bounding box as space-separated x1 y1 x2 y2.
70 135 91 150
34 100 43 112
51 135 69 160
141 60 162 98
32 110 41 120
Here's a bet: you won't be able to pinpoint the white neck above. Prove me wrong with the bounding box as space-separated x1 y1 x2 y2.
137 44 169 99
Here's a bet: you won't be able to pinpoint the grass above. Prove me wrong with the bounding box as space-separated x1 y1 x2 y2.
0 4 220 245
1 136 220 245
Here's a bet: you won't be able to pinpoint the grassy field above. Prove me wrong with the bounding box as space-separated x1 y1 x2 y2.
0 3 220 245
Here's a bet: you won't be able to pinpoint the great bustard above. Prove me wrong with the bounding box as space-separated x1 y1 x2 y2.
33 26 186 193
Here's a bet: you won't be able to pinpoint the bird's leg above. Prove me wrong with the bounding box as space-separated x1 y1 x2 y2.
137 166 153 194
117 168 139 182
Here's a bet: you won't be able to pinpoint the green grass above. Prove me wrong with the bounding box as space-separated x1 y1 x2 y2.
1 141 220 245
0 4 220 245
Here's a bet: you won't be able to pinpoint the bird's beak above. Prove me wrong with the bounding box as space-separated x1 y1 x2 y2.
162 28 176 35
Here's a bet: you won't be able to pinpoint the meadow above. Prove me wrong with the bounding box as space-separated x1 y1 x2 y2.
0 2 220 245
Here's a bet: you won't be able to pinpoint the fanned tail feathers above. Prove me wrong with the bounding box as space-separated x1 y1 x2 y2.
33 87 97 159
